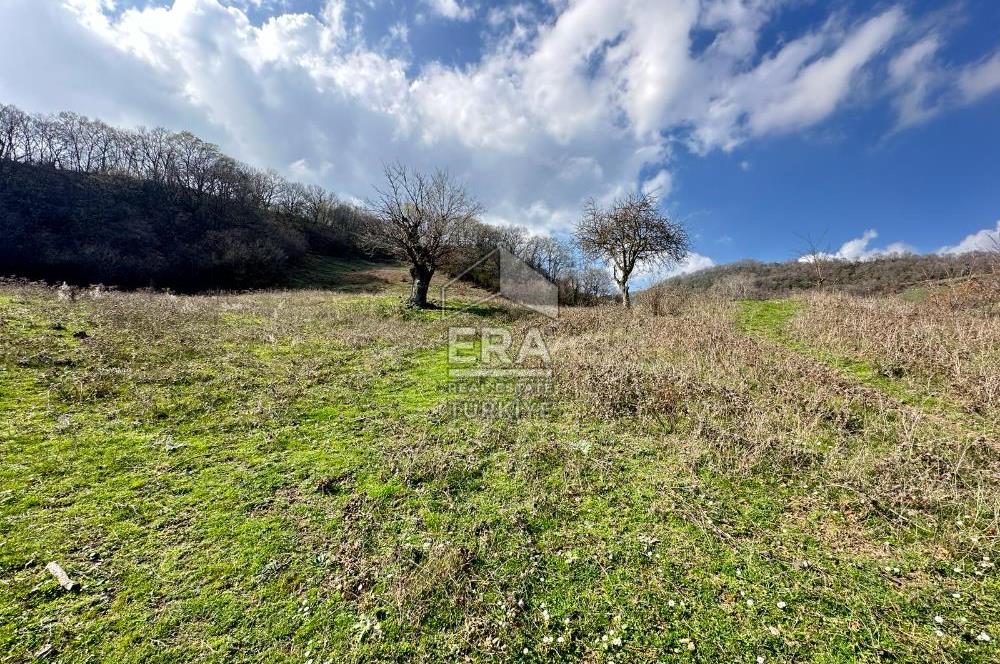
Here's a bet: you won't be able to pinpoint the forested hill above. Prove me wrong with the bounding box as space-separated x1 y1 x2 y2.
0 104 367 291
0 103 609 300
656 253 998 298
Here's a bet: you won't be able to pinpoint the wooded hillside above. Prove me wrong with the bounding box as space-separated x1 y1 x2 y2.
657 252 998 298
0 104 366 290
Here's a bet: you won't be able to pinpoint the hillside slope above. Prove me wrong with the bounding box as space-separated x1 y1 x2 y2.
0 162 372 291
657 253 998 298
1 282 997 661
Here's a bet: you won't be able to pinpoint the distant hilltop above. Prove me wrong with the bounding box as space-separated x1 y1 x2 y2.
653 252 998 298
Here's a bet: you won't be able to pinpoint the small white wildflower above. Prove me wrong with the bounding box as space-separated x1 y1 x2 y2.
757 657 765 664
977 632 991 642
542 635 554 645
934 616 944 624
557 636 564 644
611 637 622 647
935 630 944 637
952 593 961 599
542 609 549 622
563 618 570 625
687 641 696 651
746 599 754 607
776 601 787 609
767 626 780 637
523 648 529 655
668 600 676 607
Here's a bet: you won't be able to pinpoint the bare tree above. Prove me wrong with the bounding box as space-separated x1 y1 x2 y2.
364 163 483 308
575 191 688 307
795 231 836 287
494 224 528 256
578 266 613 303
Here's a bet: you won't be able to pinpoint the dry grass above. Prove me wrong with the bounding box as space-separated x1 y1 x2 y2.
547 292 1000 545
789 287 1000 416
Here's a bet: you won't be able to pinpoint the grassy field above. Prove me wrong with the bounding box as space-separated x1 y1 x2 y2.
1 267 998 662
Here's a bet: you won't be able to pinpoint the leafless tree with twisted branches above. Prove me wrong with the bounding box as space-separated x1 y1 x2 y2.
364 163 483 308
575 191 688 307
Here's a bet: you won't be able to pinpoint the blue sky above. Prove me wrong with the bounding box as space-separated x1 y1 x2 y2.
1 0 999 275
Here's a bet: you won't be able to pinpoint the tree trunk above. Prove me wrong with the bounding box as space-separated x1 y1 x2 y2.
409 264 433 308
618 280 631 308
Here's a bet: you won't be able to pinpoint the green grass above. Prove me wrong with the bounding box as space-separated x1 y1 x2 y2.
286 255 411 292
735 299 802 340
1 288 997 662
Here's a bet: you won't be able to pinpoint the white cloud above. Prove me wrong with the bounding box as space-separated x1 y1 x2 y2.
387 22 409 45
664 251 716 277
796 223 1000 263
837 229 881 261
641 169 673 198
423 0 474 22
887 37 1000 130
958 51 1000 103
938 221 1000 255
748 8 903 136
888 35 942 128
633 252 715 289
799 229 914 262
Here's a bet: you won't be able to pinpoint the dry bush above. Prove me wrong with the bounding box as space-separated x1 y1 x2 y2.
789 291 1000 416
709 273 757 300
546 297 1000 530
927 274 1000 312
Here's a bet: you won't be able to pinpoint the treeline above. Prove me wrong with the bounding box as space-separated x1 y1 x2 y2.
657 252 999 298
0 103 613 301
446 223 612 306
0 104 368 290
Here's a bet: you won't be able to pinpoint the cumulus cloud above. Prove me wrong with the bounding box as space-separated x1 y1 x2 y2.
938 221 1000 255
1 0 997 246
799 229 914 262
423 0 474 22
661 252 716 277
632 252 715 289
641 170 673 198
